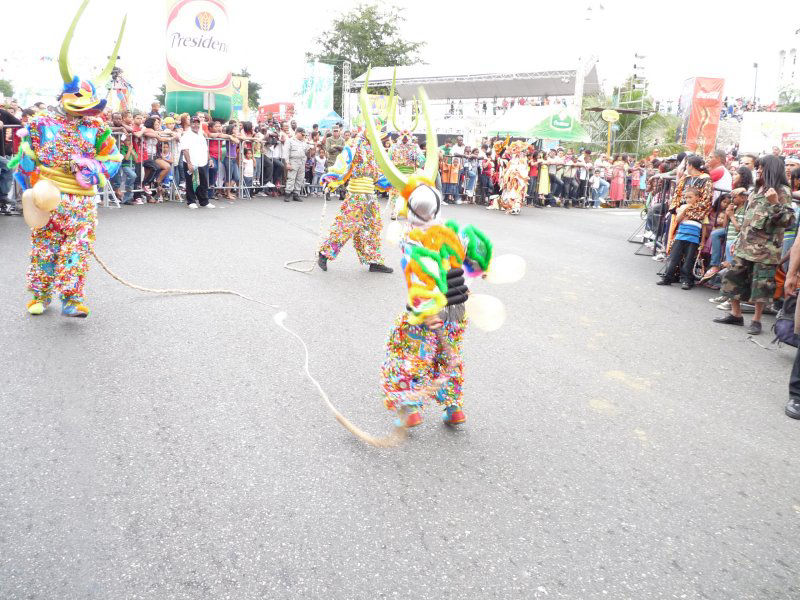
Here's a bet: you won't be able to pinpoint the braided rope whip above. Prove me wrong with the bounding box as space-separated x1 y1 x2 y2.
90 247 448 448
91 249 279 307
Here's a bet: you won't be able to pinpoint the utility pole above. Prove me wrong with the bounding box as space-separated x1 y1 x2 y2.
341 60 351 128
633 54 647 158
753 62 758 105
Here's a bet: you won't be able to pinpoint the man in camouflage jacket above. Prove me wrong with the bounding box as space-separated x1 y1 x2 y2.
714 184 795 335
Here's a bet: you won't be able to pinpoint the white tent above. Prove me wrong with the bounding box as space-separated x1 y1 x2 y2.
351 64 600 100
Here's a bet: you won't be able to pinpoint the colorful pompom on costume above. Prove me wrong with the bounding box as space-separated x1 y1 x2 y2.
360 77 493 427
11 0 125 317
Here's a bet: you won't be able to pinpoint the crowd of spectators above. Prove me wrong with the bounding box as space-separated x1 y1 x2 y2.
720 96 780 121
0 98 357 211
438 137 658 209
641 145 800 418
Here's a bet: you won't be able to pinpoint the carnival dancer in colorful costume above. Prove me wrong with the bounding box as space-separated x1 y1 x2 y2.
317 116 394 274
360 80 493 428
9 0 125 318
384 78 421 221
387 130 420 221
496 141 530 215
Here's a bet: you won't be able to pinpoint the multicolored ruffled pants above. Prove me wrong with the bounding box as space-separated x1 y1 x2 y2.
319 193 384 264
27 193 96 304
381 312 466 414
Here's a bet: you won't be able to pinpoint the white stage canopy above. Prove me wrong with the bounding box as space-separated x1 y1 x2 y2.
350 64 600 100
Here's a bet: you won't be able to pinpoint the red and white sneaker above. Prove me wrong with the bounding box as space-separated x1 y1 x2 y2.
443 406 466 426
403 409 423 428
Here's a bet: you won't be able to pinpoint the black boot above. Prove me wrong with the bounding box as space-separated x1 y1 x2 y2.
317 253 328 271
284 193 291 202
786 398 800 419
368 263 393 273
293 193 302 202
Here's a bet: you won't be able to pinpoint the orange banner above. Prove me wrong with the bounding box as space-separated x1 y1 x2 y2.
685 77 725 157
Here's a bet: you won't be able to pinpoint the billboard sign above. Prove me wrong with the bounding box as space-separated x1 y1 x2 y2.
677 77 724 157
782 132 800 155
166 0 232 92
299 61 334 119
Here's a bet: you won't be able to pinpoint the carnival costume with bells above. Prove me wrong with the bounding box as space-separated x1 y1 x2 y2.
9 0 125 318
359 78 494 428
317 105 393 272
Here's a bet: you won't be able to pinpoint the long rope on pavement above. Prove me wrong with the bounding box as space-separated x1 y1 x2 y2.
272 311 408 448
91 247 411 448
91 249 279 307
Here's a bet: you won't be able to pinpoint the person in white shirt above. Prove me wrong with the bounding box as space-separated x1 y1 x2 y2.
450 135 466 157
241 148 255 197
179 117 215 209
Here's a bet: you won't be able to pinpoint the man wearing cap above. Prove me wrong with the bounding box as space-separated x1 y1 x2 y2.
283 127 308 202
179 117 215 209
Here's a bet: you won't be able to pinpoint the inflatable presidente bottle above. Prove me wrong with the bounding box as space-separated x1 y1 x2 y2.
165 0 232 120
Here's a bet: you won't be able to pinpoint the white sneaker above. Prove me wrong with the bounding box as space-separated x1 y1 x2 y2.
716 301 731 311
266 182 276 188
205 203 216 209
188 203 198 209
709 295 727 304
652 253 666 262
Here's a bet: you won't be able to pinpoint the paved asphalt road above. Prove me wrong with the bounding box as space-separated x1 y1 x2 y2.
1 196 798 600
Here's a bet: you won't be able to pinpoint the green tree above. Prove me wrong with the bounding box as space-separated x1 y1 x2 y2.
233 68 261 110
155 84 166 106
0 79 14 98
779 102 800 113
306 3 425 115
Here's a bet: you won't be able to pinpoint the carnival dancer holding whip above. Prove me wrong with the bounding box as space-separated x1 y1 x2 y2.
9 0 125 318
359 75 497 429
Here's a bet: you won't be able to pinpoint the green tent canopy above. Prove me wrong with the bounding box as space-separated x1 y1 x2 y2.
526 112 589 143
487 107 589 142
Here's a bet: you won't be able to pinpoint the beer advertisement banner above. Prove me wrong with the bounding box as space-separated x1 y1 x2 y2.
686 77 725 157
165 0 232 92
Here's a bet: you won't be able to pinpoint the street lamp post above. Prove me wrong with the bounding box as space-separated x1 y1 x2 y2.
753 62 758 106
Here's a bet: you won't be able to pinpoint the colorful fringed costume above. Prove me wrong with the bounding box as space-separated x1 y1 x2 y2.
318 132 391 268
380 221 492 425
387 136 420 220
357 71 493 427
498 141 530 215
10 0 125 317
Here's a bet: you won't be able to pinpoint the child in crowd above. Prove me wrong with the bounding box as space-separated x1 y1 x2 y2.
242 149 255 198
304 147 316 196
700 193 732 282
657 187 703 289
313 148 326 195
463 149 480 202
589 169 602 208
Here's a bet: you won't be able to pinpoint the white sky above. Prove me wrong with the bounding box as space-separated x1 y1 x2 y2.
1 0 798 108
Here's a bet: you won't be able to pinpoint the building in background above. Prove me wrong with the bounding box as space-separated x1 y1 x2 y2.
778 28 800 102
